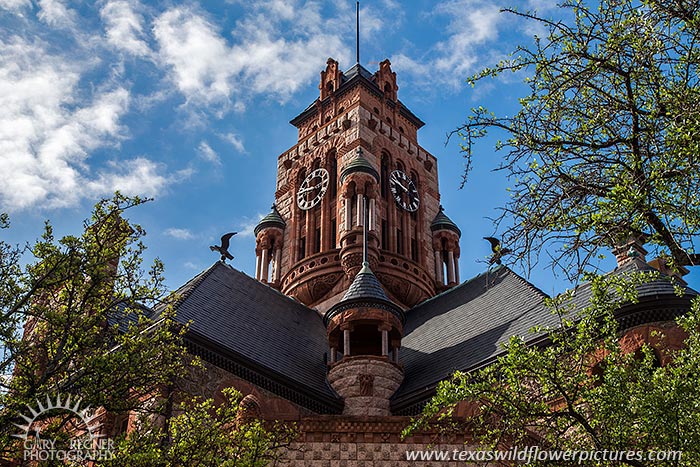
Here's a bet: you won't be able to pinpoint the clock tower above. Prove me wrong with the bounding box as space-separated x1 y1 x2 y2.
254 58 461 312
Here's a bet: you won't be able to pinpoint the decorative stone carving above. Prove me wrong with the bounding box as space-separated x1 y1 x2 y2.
359 374 374 396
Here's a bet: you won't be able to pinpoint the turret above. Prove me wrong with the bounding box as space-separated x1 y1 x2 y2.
324 261 404 416
254 204 285 287
431 205 461 289
339 147 381 278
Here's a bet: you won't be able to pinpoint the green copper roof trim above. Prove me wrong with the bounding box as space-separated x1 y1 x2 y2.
430 205 461 238
340 147 380 184
254 204 286 237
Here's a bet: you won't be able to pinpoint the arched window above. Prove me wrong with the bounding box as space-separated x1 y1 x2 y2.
326 81 334 92
380 153 390 199
297 168 307 261
329 150 337 199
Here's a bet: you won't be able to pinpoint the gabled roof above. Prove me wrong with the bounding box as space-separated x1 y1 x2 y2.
171 262 341 413
289 63 425 129
392 265 553 412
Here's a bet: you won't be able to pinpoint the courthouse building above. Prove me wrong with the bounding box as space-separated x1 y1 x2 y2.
169 58 696 466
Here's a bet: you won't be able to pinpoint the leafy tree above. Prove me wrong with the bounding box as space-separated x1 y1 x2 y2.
405 274 700 466
0 194 294 465
457 0 700 278
0 194 189 462
103 387 297 467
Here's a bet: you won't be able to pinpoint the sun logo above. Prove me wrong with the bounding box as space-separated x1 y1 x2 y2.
12 394 102 442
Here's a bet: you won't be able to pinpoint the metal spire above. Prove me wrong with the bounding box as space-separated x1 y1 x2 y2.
356 1 360 65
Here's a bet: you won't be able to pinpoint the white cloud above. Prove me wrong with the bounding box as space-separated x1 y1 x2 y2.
88 158 182 199
221 132 245 154
164 227 195 240
100 0 151 57
197 140 221 165
0 0 31 12
391 0 503 89
237 213 264 238
37 0 76 28
183 261 201 270
152 4 352 108
0 37 183 212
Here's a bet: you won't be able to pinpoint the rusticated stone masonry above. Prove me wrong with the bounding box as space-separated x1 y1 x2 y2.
328 356 403 416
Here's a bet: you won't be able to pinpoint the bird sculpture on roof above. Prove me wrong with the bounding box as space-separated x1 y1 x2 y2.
210 232 237 262
484 236 512 265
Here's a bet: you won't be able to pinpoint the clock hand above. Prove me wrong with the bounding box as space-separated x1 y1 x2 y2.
298 184 321 194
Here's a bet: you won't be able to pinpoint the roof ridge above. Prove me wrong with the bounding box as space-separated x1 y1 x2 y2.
227 266 316 313
408 265 509 311
500 266 551 300
170 261 223 309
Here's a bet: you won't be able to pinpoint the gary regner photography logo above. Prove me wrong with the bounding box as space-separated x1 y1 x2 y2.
13 393 114 461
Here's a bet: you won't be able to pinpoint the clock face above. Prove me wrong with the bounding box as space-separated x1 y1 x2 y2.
297 168 330 210
390 170 419 212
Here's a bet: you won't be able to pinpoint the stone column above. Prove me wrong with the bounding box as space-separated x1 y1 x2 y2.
402 212 410 257
434 250 443 285
255 253 261 280
273 248 282 282
344 196 352 232
380 326 389 356
369 198 377 232
261 248 269 283
356 195 364 226
305 207 315 256
343 328 351 357
329 347 336 364
454 254 460 284
447 250 455 285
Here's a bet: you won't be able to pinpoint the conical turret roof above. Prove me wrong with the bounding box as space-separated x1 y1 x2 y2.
430 205 461 237
254 204 286 237
340 147 379 183
324 261 405 326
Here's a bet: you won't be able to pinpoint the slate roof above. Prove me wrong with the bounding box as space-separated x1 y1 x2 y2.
342 263 393 302
392 265 554 410
324 262 405 326
171 261 341 412
567 259 698 311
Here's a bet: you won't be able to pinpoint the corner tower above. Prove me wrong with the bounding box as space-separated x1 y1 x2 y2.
254 58 461 311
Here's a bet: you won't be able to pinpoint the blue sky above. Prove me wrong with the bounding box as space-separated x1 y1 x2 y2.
1 0 698 296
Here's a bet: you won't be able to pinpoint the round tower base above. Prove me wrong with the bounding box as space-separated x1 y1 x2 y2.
328 356 403 416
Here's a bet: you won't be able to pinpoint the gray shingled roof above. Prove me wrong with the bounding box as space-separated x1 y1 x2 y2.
171 262 339 407
394 266 554 404
342 263 392 302
324 262 405 326
567 259 698 311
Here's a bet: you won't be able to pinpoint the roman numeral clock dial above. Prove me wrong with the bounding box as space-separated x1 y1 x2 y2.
390 170 419 212
297 168 330 210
